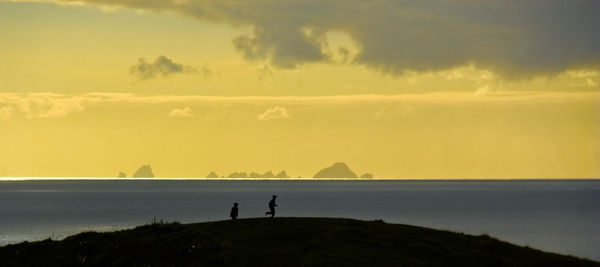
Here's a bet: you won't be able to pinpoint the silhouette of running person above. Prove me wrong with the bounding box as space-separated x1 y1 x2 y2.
230 202 239 220
265 195 277 218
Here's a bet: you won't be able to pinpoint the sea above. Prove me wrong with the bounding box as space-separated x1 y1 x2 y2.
1 179 599 261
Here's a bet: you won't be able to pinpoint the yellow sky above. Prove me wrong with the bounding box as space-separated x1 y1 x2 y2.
0 1 599 178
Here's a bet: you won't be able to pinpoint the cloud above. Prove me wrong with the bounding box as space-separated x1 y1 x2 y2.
337 47 351 63
1 91 598 121
566 70 599 87
567 70 599 79
0 106 14 121
18 0 600 79
258 106 290 120
168 107 194 117
0 93 86 119
257 64 273 81
130 55 197 80
198 66 212 78
570 78 599 88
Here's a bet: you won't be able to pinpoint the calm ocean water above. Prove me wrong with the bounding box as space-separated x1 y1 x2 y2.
1 179 599 260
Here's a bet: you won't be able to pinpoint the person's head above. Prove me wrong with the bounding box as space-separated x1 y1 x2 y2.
272 195 277 199
234 202 238 207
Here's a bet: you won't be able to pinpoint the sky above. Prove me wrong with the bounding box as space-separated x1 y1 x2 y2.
0 0 599 178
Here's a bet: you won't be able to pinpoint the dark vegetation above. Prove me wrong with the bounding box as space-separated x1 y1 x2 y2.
1 218 598 267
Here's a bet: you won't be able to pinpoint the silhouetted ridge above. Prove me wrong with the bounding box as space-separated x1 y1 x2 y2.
227 172 247 178
1 218 597 266
249 171 272 178
274 171 288 178
313 162 357 178
360 173 374 178
214 170 290 178
133 165 154 178
206 171 219 178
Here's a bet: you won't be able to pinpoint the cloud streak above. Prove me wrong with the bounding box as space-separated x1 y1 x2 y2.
168 107 194 118
0 93 86 119
0 106 14 121
14 0 600 79
258 106 289 120
1 91 598 121
130 55 197 80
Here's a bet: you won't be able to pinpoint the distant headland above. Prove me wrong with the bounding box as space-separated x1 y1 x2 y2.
118 162 373 179
313 162 357 178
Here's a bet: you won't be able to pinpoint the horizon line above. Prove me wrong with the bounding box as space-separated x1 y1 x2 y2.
1 177 599 181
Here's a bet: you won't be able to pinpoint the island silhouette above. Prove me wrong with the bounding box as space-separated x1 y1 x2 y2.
210 170 290 179
360 173 374 178
132 165 154 178
118 163 372 179
313 162 357 178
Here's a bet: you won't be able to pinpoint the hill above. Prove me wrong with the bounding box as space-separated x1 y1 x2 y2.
313 162 357 178
132 165 154 178
1 218 597 267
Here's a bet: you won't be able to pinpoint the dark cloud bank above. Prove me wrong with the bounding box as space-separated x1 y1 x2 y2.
62 0 600 78
130 55 197 80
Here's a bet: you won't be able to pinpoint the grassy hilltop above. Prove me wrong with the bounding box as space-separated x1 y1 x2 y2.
1 218 598 267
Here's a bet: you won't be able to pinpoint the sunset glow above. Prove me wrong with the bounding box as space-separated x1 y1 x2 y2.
1 0 599 178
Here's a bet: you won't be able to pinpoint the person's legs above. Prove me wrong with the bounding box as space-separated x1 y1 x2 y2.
269 207 275 218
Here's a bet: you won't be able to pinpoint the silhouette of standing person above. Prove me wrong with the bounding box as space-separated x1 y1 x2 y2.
265 195 277 218
230 202 239 220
